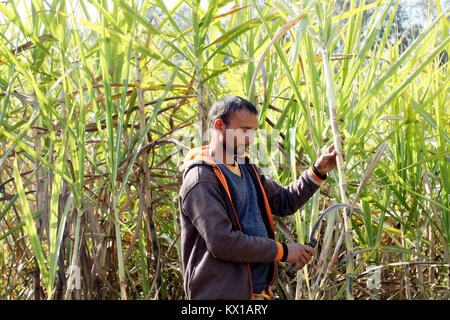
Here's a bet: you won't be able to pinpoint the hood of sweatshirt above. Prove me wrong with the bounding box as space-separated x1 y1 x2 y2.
180 145 216 172
180 144 251 173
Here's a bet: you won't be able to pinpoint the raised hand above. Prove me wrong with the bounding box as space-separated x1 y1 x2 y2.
314 144 345 175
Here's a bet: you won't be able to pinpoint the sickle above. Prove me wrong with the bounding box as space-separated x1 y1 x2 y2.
286 203 351 277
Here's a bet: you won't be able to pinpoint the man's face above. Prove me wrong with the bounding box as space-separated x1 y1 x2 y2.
216 108 258 156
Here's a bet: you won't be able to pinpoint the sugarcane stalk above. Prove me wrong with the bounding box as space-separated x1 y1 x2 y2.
321 48 354 300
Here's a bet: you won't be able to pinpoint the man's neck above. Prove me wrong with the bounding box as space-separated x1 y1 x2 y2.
208 142 235 166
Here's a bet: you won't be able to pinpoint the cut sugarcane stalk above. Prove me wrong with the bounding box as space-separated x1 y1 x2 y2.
321 47 354 300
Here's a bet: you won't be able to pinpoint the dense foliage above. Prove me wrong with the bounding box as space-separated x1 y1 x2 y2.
0 0 448 299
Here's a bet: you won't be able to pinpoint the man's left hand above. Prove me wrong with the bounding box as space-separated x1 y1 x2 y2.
314 144 344 175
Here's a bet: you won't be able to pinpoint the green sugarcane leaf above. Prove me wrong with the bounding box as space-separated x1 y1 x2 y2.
13 155 49 286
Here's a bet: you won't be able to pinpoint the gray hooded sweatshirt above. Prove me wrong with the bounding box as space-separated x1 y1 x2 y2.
177 145 321 300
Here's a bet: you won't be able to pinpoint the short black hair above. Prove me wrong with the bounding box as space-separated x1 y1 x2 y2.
208 95 258 128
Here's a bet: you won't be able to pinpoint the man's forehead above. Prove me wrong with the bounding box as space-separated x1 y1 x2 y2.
228 109 258 128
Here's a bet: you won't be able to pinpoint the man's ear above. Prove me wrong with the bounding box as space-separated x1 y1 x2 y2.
213 118 226 132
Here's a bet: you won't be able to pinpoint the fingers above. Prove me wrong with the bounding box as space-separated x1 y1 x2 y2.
326 144 335 153
330 148 345 161
324 143 345 161
298 254 308 266
286 243 315 264
297 244 314 265
303 245 314 263
301 251 311 265
304 245 315 255
322 149 337 160
324 135 345 153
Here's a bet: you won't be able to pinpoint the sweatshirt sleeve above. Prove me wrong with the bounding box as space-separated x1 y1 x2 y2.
181 179 280 263
254 165 322 217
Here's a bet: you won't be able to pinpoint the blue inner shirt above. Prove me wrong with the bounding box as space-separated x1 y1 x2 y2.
216 160 271 293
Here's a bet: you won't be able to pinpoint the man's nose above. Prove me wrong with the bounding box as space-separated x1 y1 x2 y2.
246 130 255 144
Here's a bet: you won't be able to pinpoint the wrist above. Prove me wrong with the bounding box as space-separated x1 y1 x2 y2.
312 164 327 180
275 242 289 262
281 242 288 262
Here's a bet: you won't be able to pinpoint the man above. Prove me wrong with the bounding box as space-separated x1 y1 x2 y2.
178 95 339 300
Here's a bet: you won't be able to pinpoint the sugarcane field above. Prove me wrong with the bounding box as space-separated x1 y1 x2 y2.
0 0 449 301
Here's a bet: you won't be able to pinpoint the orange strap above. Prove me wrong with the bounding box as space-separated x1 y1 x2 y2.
275 242 284 261
309 167 323 184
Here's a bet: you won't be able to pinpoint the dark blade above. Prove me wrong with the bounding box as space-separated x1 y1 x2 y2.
286 203 351 277
308 203 351 245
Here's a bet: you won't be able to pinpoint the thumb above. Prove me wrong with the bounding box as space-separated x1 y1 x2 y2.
323 149 337 159
327 144 335 153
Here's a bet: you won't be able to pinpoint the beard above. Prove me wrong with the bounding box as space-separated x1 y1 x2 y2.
218 129 250 163
222 137 247 155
